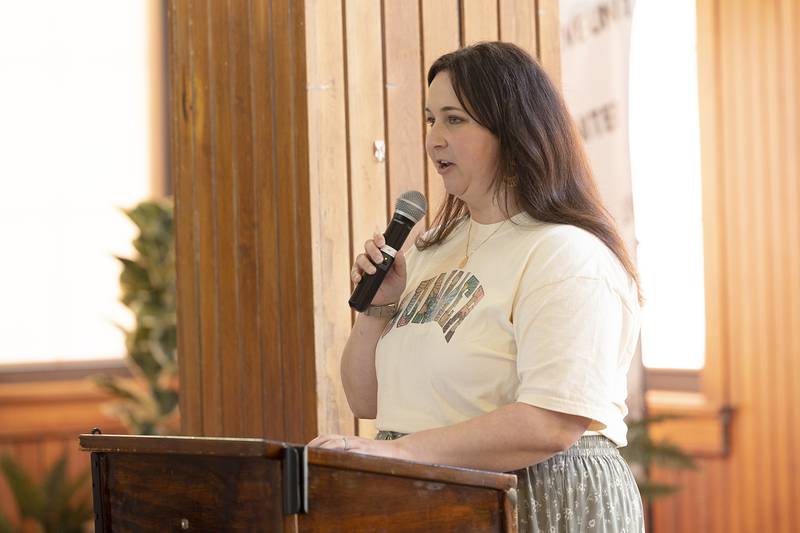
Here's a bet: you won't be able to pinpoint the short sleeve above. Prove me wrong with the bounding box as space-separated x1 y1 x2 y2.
513 276 625 430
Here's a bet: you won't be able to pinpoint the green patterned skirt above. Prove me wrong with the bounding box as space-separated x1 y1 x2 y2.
375 431 644 532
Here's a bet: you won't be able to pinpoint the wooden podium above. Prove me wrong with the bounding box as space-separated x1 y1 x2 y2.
80 434 518 532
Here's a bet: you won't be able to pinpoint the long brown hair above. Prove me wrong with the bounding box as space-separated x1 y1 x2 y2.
419 41 642 303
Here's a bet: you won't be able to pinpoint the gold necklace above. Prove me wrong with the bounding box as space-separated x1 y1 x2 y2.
458 219 506 268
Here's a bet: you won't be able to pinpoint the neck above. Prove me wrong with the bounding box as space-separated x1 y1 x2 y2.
465 193 521 224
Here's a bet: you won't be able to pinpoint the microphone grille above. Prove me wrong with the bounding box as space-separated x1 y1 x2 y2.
396 190 427 223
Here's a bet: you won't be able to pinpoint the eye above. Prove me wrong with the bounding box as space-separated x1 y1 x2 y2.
447 116 463 124
425 116 434 126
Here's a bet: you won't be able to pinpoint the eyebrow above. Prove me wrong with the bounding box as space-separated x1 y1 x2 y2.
424 105 465 113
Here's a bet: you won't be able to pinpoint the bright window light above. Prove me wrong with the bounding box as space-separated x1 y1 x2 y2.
0 2 152 364
629 0 706 370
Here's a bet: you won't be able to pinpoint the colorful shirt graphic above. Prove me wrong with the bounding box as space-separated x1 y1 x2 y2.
382 270 485 343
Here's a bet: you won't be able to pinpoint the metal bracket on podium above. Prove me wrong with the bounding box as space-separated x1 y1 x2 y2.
282 445 309 515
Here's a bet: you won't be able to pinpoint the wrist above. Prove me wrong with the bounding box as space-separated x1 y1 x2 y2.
389 436 414 462
361 301 399 319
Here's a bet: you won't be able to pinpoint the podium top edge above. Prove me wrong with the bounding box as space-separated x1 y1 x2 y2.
79 433 287 459
78 434 517 491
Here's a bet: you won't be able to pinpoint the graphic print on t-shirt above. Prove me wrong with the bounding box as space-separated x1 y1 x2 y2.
381 269 484 342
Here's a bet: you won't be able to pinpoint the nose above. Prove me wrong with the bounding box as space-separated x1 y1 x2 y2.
426 122 447 151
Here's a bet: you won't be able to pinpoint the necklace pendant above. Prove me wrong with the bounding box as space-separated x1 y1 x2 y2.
458 256 468 269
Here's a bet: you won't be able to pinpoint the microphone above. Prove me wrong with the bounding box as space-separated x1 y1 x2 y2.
348 191 428 312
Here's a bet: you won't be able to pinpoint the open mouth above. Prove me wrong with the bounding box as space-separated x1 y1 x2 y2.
437 159 454 170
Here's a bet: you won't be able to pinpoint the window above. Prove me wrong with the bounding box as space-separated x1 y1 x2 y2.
0 2 162 365
629 0 706 370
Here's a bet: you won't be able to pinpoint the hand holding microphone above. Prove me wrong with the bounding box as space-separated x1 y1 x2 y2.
348 191 427 313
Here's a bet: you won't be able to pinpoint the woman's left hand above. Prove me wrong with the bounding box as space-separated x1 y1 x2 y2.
307 434 409 461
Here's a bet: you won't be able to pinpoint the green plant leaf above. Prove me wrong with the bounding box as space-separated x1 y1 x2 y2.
41 454 67 509
0 455 44 519
91 375 144 404
100 198 178 435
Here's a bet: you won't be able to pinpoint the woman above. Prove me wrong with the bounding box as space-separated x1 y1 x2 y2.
310 42 644 532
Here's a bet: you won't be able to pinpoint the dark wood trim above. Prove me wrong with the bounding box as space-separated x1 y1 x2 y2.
0 358 130 384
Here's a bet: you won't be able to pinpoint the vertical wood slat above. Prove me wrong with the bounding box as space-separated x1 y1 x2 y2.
304 0 353 438
345 0 388 238
778 0 800 515
462 0 500 45
745 0 772 527
189 0 224 437
272 0 318 443
499 0 537 57
229 0 262 438
170 0 203 435
383 0 426 212
421 0 460 221
208 0 243 439
251 0 286 439
535 0 560 87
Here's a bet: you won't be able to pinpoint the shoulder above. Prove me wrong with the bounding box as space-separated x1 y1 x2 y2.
517 220 638 310
518 220 607 273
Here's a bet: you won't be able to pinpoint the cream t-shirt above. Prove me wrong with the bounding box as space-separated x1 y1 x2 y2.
374 212 641 446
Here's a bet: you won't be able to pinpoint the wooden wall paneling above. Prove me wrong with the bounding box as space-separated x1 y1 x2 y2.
169 0 203 436
383 0 426 214
344 0 388 438
651 1 800 531
207 1 243 439
778 0 800 513
172 0 317 442
421 0 460 222
272 0 318 444
304 0 353 438
462 0 499 45
253 0 287 440
499 0 537 57
229 1 262 439
535 0 560 86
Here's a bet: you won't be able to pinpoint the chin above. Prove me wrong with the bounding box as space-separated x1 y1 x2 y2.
441 179 467 199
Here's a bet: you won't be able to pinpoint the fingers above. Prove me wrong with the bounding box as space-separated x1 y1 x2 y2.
351 233 385 283
392 249 406 278
365 233 385 263
308 434 349 451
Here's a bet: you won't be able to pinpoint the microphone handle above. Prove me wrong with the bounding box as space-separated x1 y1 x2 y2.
348 251 394 312
348 212 416 312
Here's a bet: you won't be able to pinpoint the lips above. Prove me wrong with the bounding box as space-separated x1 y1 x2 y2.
435 159 455 174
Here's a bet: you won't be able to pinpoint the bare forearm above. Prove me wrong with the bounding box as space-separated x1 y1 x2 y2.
393 402 591 472
340 314 391 419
